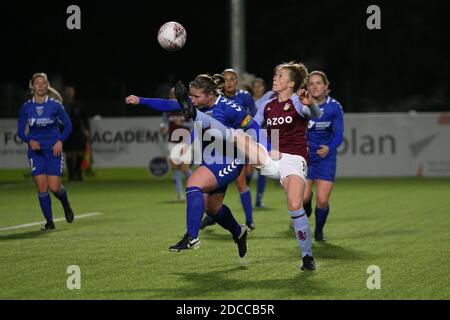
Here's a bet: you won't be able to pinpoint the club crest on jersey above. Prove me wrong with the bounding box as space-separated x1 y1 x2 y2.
283 103 291 111
36 106 44 116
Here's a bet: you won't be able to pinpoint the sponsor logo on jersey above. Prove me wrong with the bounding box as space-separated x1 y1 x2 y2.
28 118 54 127
266 116 293 126
313 121 332 130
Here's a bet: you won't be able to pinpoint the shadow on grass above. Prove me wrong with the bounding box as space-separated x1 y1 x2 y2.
0 229 54 240
253 206 275 212
155 200 187 205
107 265 332 299
312 241 371 260
343 228 418 240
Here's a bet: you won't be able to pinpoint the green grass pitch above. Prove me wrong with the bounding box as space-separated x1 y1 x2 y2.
0 168 449 299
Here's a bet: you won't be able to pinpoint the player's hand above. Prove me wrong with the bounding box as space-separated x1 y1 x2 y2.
316 145 330 158
297 88 314 106
29 140 41 151
269 150 282 160
125 95 140 105
52 140 63 157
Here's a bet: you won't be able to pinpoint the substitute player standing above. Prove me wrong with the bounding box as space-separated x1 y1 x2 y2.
303 71 344 241
17 73 75 230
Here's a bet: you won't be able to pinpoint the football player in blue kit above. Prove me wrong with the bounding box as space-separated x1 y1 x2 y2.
200 68 256 230
303 71 344 241
17 73 75 231
125 74 261 257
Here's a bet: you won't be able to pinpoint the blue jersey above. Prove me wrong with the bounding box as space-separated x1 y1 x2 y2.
307 96 344 163
17 96 72 149
225 90 256 116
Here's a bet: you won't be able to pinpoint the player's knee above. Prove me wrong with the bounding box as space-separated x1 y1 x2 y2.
186 176 206 190
287 198 303 211
35 180 48 193
48 185 60 194
316 198 329 208
205 205 221 215
37 185 48 193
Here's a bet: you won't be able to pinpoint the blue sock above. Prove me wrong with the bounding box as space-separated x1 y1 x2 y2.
289 208 313 257
38 191 53 222
245 172 253 185
256 174 266 206
210 204 241 238
240 188 253 224
172 170 183 196
315 206 330 234
185 187 204 239
52 186 70 209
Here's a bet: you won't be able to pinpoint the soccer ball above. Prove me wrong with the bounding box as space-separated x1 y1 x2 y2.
157 21 187 51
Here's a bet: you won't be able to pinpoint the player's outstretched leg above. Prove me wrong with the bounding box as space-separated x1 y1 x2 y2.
174 81 197 119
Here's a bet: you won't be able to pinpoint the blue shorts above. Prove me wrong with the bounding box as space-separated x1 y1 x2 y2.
307 160 336 182
203 159 244 195
28 148 64 177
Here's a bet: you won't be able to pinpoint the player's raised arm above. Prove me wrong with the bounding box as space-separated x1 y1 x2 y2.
125 95 181 112
295 89 322 119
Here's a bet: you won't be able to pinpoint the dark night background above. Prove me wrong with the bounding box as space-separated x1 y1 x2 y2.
1 0 448 118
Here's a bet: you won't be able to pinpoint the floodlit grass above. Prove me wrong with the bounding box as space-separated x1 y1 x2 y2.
1 169 449 299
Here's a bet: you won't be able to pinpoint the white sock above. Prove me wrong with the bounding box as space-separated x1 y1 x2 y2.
289 208 313 257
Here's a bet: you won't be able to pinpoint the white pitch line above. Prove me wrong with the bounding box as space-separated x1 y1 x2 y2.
0 212 102 231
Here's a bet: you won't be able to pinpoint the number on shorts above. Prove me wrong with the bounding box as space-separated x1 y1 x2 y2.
302 160 307 177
